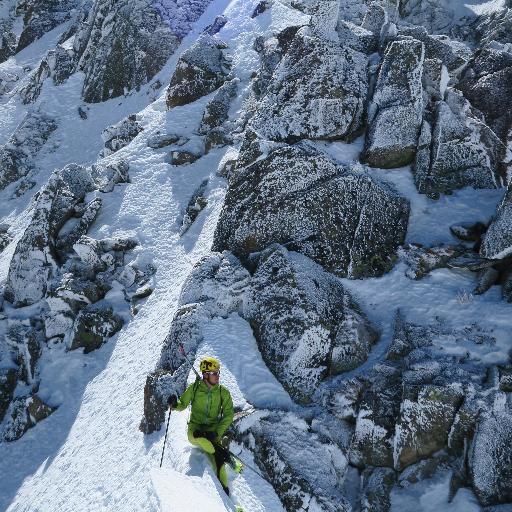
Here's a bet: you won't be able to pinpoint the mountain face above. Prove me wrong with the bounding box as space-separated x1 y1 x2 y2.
1 0 512 510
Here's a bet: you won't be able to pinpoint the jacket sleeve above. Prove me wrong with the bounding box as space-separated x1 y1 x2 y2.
215 387 234 438
174 382 196 412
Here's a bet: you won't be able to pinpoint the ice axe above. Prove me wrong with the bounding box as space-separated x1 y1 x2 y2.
178 344 202 380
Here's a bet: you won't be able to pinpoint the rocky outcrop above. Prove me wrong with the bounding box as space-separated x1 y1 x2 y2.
99 115 143 158
75 0 179 103
0 112 57 190
244 245 378 402
363 39 425 168
20 46 76 104
413 90 503 197
180 180 208 235
4 164 95 306
458 45 512 145
16 0 78 52
235 410 351 512
213 142 410 278
166 35 231 108
250 26 368 142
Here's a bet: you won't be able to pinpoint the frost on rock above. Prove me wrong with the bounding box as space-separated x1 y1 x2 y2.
213 142 410 278
140 252 250 434
393 384 463 471
67 303 123 353
2 395 55 442
250 26 368 142
198 79 238 135
413 90 503 197
363 39 425 168
397 26 471 73
99 114 143 158
243 245 378 403
4 164 94 307
458 45 512 144
469 410 512 506
360 467 396 512
398 0 460 35
166 34 231 108
90 160 130 193
0 111 57 191
74 0 179 103
180 179 208 236
236 410 351 512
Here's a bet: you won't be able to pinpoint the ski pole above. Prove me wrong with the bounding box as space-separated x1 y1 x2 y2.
179 344 202 380
159 408 172 467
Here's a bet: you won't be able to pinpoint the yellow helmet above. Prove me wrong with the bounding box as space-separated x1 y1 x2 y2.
199 356 220 373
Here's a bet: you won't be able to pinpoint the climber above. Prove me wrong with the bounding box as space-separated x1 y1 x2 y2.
167 356 242 496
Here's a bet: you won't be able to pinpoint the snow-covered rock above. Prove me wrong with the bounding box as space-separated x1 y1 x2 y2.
213 142 410 278
16 0 78 51
236 410 352 512
244 245 378 402
0 112 57 190
250 26 368 142
20 46 76 104
166 34 231 108
469 410 512 506
90 160 130 193
413 90 503 197
363 39 425 168
75 0 179 103
68 303 123 353
198 79 238 135
458 45 512 143
480 184 512 259
180 179 208 235
99 115 143 158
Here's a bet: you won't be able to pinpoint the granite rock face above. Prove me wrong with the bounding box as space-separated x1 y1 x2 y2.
213 142 410 278
250 27 369 143
244 245 378 402
363 39 425 168
166 35 231 108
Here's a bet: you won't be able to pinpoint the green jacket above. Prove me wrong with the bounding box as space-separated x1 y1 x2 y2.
175 379 234 438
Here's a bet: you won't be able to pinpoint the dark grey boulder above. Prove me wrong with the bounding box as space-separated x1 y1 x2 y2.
213 142 410 278
16 0 78 52
361 467 396 512
398 243 466 280
363 39 425 168
394 384 464 470
0 368 18 423
180 180 208 236
166 35 231 108
198 79 238 135
244 245 378 402
250 26 368 142
458 45 512 143
68 303 123 353
2 395 55 442
480 184 512 260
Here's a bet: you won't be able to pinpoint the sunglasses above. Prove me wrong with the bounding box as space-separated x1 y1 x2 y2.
203 371 220 377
